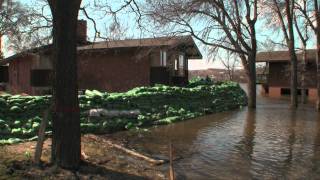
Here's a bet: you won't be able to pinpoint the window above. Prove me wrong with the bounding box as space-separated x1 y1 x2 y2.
30 69 52 87
160 50 167 66
0 66 8 83
179 54 184 69
174 59 178 70
281 88 309 96
178 54 185 76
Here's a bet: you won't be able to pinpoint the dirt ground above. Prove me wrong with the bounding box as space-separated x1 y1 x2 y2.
0 134 166 180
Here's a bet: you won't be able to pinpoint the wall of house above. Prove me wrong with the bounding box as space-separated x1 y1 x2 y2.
149 48 189 86
78 49 150 92
150 48 177 69
32 54 53 69
0 65 8 83
6 49 150 95
265 61 318 99
8 55 33 95
268 61 317 88
6 46 193 95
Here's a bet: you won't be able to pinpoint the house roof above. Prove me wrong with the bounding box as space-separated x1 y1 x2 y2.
0 36 202 66
78 36 202 59
0 45 52 65
256 49 317 62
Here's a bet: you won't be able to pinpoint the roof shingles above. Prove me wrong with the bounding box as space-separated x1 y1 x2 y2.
256 49 317 62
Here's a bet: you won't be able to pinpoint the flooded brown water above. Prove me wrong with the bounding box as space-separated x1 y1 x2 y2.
112 86 320 179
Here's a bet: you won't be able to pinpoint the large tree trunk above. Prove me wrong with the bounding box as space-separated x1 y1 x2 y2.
49 0 82 169
247 55 256 109
242 53 256 109
288 44 298 108
301 45 307 104
247 14 257 109
317 32 320 110
289 45 298 108
286 0 298 108
315 0 320 110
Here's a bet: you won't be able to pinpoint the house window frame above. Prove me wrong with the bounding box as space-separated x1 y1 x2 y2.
0 65 9 83
30 69 52 87
160 50 167 67
174 59 178 70
178 53 185 76
179 54 184 69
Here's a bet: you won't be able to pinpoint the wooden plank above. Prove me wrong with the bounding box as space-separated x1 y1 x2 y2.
87 135 166 165
169 141 175 180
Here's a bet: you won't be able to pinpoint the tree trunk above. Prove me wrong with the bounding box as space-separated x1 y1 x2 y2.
286 0 298 108
247 55 256 109
315 0 320 110
317 31 320 110
301 44 307 104
49 0 82 169
288 44 298 108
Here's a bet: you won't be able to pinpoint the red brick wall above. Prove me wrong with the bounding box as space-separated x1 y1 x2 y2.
78 49 150 92
8 55 33 94
7 49 152 94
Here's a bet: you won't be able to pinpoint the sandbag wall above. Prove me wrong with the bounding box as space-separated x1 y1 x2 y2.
0 81 247 144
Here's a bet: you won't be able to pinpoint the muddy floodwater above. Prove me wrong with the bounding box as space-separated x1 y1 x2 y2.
112 89 320 179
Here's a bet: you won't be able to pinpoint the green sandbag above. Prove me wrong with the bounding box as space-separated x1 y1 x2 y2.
9 106 22 113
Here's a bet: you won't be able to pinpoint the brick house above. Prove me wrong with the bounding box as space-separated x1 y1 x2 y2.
256 49 317 100
0 21 202 95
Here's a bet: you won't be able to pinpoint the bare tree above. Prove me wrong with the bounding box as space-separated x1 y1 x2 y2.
295 0 319 109
79 0 141 41
0 0 52 54
263 0 299 108
220 51 240 81
46 0 141 169
294 0 310 104
0 0 31 52
146 0 258 108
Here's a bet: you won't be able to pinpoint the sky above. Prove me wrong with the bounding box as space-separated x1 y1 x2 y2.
189 60 225 70
5 0 225 70
4 0 318 70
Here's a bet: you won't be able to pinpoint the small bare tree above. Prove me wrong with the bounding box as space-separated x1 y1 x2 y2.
295 0 319 109
0 0 52 54
146 0 259 108
263 0 299 108
220 51 240 81
294 0 310 104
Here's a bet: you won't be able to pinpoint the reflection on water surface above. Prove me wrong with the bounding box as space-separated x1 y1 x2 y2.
112 90 320 179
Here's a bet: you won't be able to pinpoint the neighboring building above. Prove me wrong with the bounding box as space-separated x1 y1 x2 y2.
256 49 317 100
0 21 202 95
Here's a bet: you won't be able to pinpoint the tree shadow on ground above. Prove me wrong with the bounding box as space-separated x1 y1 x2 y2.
4 160 148 180
78 160 148 180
